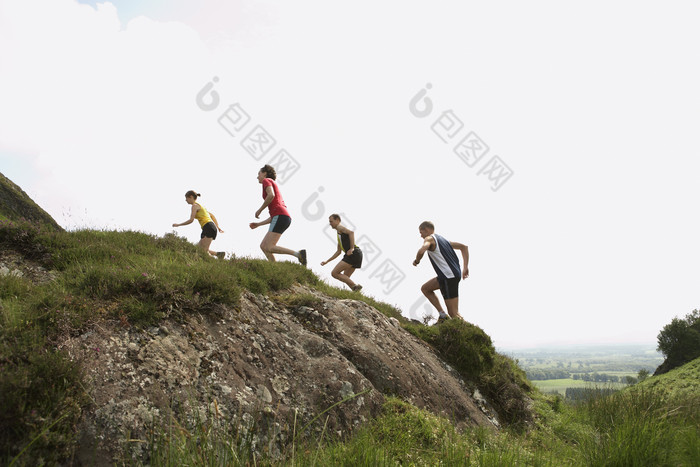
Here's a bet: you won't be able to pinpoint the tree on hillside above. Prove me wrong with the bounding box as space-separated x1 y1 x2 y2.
637 369 649 382
654 309 700 375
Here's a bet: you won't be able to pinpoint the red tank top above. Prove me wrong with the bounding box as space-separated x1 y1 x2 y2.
262 178 290 217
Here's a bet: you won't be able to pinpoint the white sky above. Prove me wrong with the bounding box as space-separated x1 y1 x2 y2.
1 0 698 348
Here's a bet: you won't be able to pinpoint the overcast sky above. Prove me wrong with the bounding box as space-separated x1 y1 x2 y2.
1 0 698 349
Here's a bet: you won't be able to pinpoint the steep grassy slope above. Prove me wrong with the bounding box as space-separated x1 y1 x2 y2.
636 356 700 398
0 172 62 230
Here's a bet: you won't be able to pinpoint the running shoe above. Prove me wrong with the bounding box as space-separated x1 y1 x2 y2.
216 252 225 259
299 249 307 266
435 314 450 325
352 284 363 292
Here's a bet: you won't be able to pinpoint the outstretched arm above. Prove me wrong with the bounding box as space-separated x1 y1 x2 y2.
413 237 434 266
321 246 342 266
249 216 272 230
451 241 469 279
173 204 198 227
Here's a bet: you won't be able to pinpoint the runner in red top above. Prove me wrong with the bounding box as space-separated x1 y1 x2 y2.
261 177 290 217
249 164 307 265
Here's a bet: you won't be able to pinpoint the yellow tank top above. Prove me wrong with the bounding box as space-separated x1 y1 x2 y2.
194 202 213 227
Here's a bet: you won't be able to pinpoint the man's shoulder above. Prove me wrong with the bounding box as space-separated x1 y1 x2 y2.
433 233 451 243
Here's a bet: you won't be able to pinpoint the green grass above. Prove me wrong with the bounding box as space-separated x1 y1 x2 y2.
314 281 404 321
635 356 700 398
404 319 533 427
574 387 700 466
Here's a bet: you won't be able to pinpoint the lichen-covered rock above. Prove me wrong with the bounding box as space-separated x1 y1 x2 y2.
65 285 497 463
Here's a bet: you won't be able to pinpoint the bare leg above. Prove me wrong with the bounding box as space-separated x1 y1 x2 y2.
331 261 358 289
420 277 446 314
198 237 217 257
260 231 299 262
445 297 463 320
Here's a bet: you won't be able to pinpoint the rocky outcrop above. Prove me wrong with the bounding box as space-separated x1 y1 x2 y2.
0 249 57 283
63 284 498 463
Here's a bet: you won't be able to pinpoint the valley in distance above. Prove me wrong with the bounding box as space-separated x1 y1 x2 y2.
500 343 663 396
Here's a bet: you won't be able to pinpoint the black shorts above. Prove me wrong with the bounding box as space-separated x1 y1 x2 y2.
341 248 363 269
201 222 217 239
269 215 291 234
438 277 460 300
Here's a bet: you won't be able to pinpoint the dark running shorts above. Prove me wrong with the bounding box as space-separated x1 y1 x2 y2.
341 248 363 269
269 215 291 234
201 221 218 239
438 277 460 300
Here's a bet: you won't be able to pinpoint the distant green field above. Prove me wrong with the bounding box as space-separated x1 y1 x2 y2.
534 378 629 395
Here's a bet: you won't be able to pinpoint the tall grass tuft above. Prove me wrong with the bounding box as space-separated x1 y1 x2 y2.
0 333 86 465
575 387 700 466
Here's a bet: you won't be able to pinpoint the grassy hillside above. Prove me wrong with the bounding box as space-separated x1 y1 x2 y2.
635 356 700 398
0 222 534 465
2 222 699 465
1 178 697 465
0 172 62 230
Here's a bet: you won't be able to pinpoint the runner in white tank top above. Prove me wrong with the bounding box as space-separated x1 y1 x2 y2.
413 221 470 322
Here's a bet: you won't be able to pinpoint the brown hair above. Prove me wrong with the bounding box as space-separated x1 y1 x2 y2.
329 213 341 222
419 221 435 231
185 190 201 199
260 164 276 180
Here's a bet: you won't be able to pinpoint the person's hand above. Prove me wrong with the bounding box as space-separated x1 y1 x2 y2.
249 222 258 230
255 209 262 219
463 267 469 279
413 259 420 266
320 261 327 266
346 248 354 256
218 227 224 233
172 223 179 228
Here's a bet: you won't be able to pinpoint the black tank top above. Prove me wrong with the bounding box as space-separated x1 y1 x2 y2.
337 232 357 252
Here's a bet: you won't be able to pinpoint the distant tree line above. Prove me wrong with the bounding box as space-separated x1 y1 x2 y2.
572 373 622 383
524 369 571 380
565 387 617 401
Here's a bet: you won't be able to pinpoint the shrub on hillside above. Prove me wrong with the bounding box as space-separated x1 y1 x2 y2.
404 320 532 427
0 219 52 263
0 335 86 465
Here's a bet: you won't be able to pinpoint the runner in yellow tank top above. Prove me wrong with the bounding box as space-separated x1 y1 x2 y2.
193 202 213 227
172 190 225 258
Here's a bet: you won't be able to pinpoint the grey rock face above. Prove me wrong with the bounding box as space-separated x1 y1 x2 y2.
66 285 497 463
